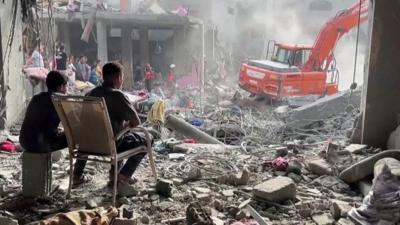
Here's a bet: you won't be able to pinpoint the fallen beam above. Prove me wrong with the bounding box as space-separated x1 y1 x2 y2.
165 115 224 145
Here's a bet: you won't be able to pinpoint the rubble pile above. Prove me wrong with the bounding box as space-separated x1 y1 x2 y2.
0 84 393 225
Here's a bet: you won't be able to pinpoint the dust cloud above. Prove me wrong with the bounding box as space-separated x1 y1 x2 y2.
211 0 368 91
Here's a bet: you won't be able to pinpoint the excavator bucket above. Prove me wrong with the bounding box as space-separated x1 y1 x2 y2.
309 0 333 11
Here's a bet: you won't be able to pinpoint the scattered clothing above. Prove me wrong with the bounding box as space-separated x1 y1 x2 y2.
32 207 118 225
19 92 67 153
0 140 16 153
147 100 166 125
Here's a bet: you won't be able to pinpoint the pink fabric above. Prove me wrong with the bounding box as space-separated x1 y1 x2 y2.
272 157 289 171
172 6 188 17
23 67 49 80
177 64 199 88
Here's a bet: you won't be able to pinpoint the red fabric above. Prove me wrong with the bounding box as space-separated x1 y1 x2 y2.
167 71 176 81
0 140 16 153
272 157 289 171
183 139 198 144
144 70 155 80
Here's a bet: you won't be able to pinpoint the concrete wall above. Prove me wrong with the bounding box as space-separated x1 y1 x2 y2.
361 0 400 148
0 1 28 127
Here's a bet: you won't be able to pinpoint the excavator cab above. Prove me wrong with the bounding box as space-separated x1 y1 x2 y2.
270 44 311 67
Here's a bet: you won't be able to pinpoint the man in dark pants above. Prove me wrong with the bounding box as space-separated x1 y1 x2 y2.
72 62 149 194
19 71 68 153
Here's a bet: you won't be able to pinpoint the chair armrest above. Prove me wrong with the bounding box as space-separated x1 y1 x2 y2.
114 127 131 141
114 126 157 180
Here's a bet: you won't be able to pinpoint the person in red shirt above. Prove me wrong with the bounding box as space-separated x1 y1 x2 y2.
144 63 154 92
167 64 176 94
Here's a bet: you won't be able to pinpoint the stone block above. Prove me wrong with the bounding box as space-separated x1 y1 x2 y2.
345 144 367 154
253 176 296 202
330 199 352 220
337 218 355 225
312 213 334 225
156 179 173 197
22 152 52 197
306 158 333 176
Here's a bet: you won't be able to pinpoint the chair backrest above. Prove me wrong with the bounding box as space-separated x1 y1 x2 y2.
52 95 117 156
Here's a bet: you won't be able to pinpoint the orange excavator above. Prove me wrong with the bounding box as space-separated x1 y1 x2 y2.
239 0 368 100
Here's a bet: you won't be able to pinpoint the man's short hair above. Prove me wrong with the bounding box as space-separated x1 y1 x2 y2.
46 71 67 92
102 62 123 86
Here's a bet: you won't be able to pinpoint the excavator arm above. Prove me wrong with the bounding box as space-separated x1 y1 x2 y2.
304 0 369 72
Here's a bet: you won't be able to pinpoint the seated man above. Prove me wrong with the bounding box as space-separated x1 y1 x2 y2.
19 71 68 153
73 62 148 193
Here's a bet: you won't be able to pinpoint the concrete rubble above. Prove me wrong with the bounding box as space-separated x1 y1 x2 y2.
0 86 389 225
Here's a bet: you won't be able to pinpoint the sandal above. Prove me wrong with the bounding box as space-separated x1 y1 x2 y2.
72 175 92 189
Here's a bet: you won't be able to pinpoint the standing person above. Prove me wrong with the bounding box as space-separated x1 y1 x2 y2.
89 60 101 85
66 55 77 89
77 56 91 82
56 45 68 74
144 63 154 93
27 44 44 68
134 64 142 83
72 62 150 194
167 64 176 93
19 71 68 153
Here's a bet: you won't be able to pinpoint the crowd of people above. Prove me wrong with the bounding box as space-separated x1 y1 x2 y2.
25 43 178 94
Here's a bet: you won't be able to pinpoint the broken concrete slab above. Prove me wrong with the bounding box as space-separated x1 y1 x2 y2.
253 176 296 203
194 187 211 194
312 213 335 225
306 158 333 176
165 114 224 144
330 199 352 220
337 218 355 225
339 150 400 183
345 144 367 154
287 89 361 128
222 189 235 197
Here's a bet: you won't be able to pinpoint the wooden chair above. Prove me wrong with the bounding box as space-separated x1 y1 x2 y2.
52 95 157 206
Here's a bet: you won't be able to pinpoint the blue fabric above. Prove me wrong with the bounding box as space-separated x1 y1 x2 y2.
89 69 99 85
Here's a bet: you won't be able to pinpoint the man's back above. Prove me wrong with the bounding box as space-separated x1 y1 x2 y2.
20 92 62 152
87 86 138 136
56 51 67 70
